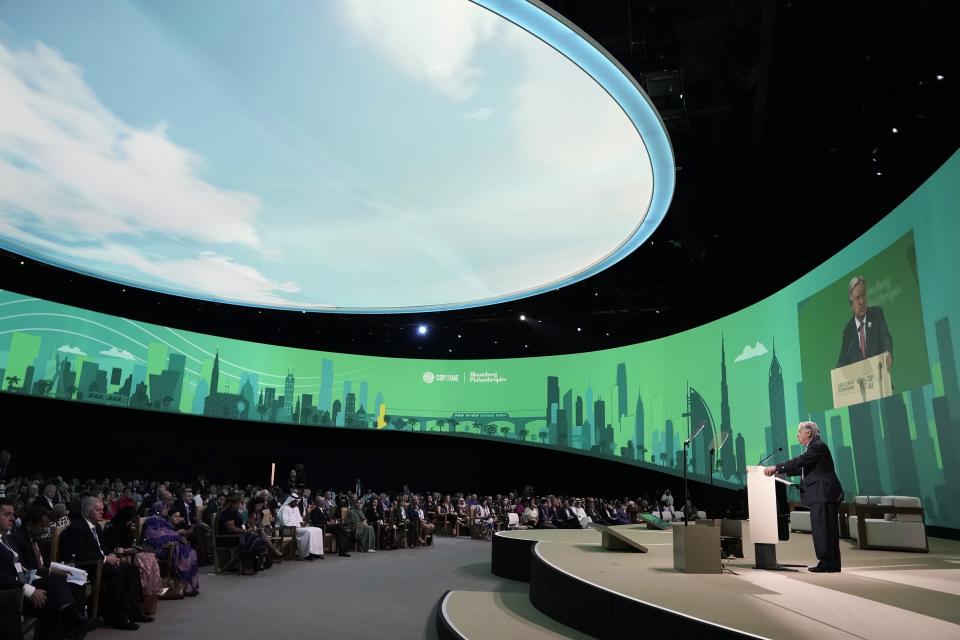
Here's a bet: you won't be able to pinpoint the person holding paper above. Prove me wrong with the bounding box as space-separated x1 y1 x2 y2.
1 500 87 640
765 421 844 572
837 276 893 369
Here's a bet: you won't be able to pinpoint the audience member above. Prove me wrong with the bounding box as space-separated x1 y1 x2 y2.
142 504 200 596
346 499 376 553
59 496 150 630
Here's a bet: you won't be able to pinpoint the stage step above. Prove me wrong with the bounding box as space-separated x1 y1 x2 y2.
438 589 593 640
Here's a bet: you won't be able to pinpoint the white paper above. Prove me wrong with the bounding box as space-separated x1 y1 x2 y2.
49 561 88 586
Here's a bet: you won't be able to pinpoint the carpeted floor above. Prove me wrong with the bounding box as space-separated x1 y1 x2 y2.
92 536 499 640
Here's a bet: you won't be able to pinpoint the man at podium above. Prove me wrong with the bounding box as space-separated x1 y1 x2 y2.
837 276 892 369
764 421 843 572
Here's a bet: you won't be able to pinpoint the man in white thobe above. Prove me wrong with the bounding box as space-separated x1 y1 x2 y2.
277 494 324 560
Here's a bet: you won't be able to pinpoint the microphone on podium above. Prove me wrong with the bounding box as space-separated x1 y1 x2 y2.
758 447 783 466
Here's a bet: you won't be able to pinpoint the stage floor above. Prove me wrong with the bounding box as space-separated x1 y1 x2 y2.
442 524 960 640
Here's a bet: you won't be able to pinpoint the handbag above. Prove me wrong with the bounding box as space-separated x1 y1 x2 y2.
158 578 184 600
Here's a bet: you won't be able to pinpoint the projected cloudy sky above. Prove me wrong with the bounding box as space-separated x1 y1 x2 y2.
0 1 672 312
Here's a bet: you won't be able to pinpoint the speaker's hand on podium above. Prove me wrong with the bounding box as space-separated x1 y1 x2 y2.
763 466 777 477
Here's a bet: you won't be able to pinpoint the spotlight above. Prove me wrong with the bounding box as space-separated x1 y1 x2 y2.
577 327 582 332
936 74 944 80
417 325 428 336
519 314 526 321
876 171 882 176
891 127 898 133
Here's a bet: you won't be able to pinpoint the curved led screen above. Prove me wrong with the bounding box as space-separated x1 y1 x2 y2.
0 1 673 313
1 151 959 527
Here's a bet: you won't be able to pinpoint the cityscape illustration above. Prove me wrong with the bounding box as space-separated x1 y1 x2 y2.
1 289 957 528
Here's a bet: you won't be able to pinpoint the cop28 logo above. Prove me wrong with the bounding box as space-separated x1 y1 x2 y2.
422 371 436 384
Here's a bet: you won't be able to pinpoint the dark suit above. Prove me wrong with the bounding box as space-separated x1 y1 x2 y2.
537 505 557 529
2 531 82 640
59 518 143 624
309 506 348 554
776 437 844 570
837 306 893 368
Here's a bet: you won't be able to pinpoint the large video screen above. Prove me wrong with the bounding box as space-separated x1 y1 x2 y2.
1 150 959 527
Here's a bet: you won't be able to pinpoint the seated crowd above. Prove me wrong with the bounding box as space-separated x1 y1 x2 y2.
1 473 692 639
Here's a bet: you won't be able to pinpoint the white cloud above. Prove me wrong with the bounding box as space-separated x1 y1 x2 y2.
99 346 136 361
0 38 309 307
0 39 266 249
463 107 494 121
57 345 87 356
339 0 500 100
734 342 769 363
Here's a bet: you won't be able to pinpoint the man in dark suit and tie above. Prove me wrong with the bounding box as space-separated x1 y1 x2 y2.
308 497 351 557
837 276 893 369
765 422 844 572
59 496 148 630
7 506 87 639
2 499 88 639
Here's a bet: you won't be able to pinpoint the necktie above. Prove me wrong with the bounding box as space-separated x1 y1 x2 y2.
32 541 44 568
92 526 105 556
858 322 866 358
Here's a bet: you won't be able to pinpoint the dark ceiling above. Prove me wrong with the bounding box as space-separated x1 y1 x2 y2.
2 0 959 359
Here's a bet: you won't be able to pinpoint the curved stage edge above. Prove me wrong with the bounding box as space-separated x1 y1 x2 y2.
528 536 753 639
491 529 598 582
439 525 960 640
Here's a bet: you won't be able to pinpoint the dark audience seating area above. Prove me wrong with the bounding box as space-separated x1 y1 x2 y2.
1 468 701 639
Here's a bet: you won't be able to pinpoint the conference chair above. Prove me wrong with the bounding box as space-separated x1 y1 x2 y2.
210 513 241 574
52 524 104 624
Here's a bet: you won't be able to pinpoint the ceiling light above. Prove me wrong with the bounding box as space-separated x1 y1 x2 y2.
520 314 526 321
417 325 428 335
936 74 945 80
577 327 582 332
891 127 898 133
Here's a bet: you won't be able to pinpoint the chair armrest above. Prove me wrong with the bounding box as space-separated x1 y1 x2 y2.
852 504 925 519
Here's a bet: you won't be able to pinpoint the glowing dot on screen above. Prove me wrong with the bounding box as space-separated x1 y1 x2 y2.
457 334 462 339
520 314 526 321
577 327 582 332
891 127 898 133
876 171 882 176
417 325 428 335
936 75 944 80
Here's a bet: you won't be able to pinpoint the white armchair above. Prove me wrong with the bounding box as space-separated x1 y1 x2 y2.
847 495 928 552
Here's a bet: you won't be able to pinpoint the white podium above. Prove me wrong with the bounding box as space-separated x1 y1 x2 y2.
830 352 892 409
747 465 796 570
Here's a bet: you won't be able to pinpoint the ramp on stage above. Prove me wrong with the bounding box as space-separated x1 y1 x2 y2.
438 523 960 640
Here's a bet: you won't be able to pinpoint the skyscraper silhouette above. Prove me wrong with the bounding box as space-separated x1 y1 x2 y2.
634 391 645 458
848 402 883 494
616 363 628 425
284 370 296 422
828 415 856 495
546 376 559 445
319 359 333 413
719 336 735 479
880 394 922 497
168 353 186 411
561 389 573 447
768 340 787 462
